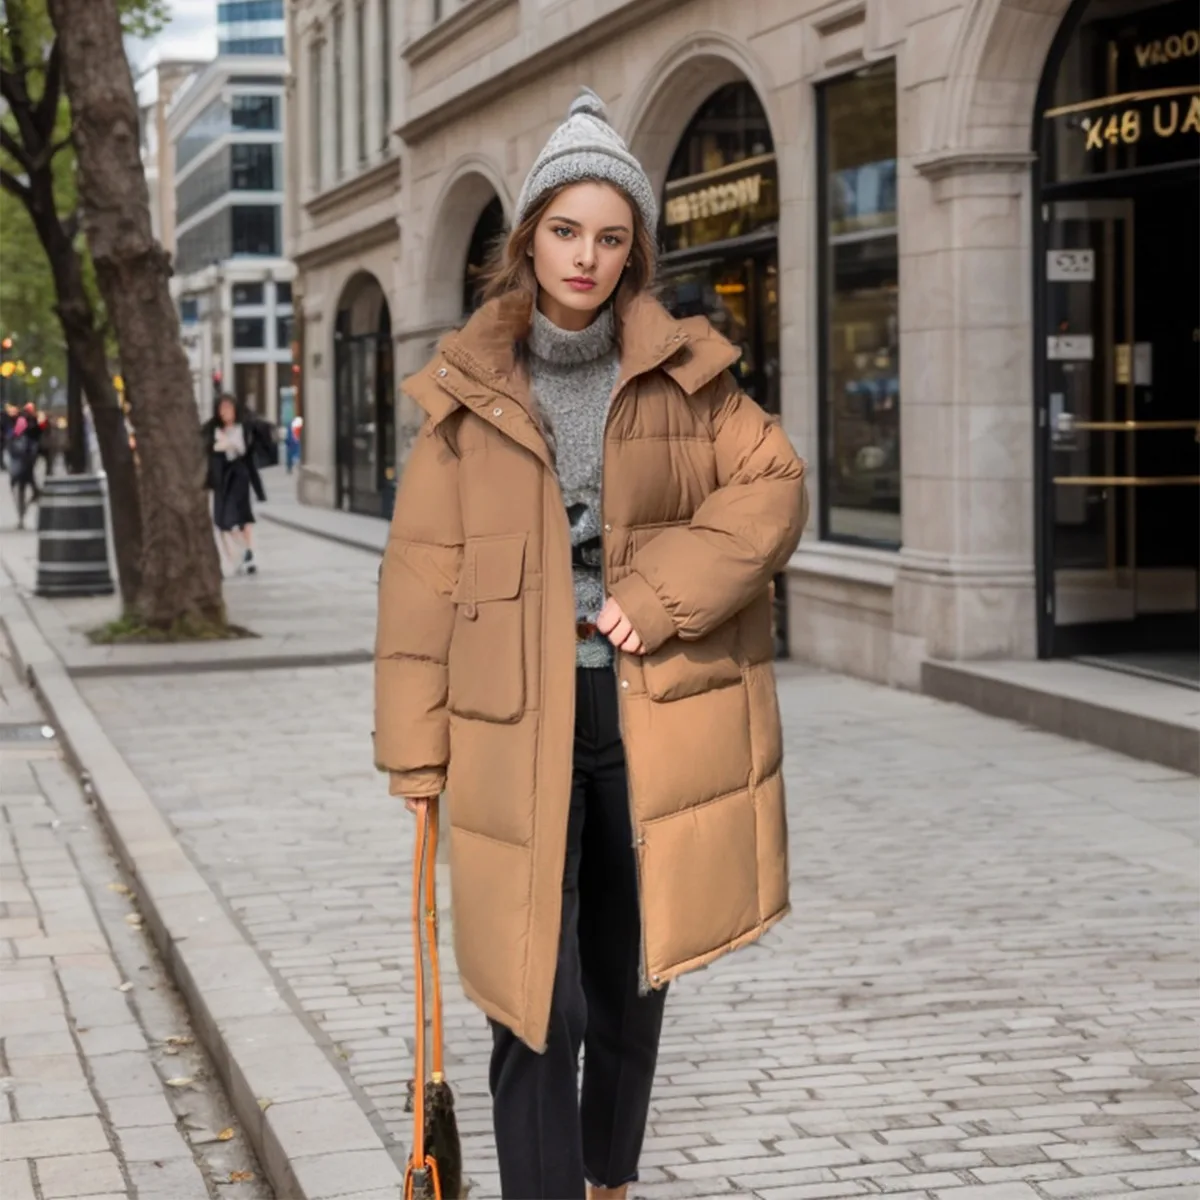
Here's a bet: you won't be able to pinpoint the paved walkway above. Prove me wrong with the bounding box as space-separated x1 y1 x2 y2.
0 631 272 1199
3 482 1198 1198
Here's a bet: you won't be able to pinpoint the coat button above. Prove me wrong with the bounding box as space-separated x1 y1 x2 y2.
492 406 503 417
652 973 661 983
437 368 447 377
620 679 629 689
603 523 612 533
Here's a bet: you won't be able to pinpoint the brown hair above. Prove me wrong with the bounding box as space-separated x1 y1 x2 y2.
478 181 657 318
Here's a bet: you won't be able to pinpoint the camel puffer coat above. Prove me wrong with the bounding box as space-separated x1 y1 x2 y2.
375 290 807 1052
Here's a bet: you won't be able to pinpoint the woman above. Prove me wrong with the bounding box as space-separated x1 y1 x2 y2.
375 89 807 1199
8 403 43 529
204 393 264 575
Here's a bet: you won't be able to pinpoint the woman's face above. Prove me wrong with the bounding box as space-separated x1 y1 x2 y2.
218 400 236 426
531 182 634 331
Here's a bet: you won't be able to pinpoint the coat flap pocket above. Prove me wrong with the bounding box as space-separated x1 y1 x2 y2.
454 534 527 606
641 623 742 703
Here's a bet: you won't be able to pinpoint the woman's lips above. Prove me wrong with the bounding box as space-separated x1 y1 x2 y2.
566 278 596 291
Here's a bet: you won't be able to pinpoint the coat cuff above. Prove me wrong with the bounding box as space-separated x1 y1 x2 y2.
387 768 445 799
609 571 677 654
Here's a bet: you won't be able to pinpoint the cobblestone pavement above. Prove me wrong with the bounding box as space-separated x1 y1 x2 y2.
63 521 1200 1200
0 634 274 1200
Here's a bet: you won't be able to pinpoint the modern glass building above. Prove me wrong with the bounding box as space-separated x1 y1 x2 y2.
218 0 285 57
167 47 294 422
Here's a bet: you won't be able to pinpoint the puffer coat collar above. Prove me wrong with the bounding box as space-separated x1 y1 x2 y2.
403 289 741 464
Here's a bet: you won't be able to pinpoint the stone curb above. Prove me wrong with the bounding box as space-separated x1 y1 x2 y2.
1 588 408 1200
257 508 386 557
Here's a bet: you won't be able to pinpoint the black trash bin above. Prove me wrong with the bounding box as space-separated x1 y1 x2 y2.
36 474 115 597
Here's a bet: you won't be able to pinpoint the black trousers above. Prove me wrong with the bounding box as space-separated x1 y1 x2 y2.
489 667 668 1199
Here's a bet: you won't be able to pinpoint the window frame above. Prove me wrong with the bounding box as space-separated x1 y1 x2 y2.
332 8 345 180
380 0 391 153
308 37 323 190
355 1 368 165
815 59 903 551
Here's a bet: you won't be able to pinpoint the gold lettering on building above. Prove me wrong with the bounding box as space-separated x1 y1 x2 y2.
1184 93 1200 133
1081 92 1200 148
665 174 764 227
1135 29 1200 68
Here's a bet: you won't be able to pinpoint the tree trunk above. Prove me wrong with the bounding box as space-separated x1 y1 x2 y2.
16 162 144 607
0 24 143 607
47 0 223 630
65 353 86 474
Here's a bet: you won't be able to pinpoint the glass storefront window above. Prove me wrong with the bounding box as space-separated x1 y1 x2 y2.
818 60 901 546
661 83 777 255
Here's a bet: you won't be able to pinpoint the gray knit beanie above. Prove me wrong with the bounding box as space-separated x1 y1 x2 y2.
514 88 658 233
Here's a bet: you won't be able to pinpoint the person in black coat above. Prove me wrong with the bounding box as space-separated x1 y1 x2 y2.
202 393 267 575
8 403 43 529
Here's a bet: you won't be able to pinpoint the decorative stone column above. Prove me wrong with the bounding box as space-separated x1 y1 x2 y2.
891 147 1039 682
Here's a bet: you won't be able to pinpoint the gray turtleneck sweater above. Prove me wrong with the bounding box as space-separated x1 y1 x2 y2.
528 306 620 669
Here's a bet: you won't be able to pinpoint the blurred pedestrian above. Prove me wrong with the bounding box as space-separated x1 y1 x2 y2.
8 403 43 528
0 403 17 471
374 88 807 1199
285 416 301 473
202 393 265 575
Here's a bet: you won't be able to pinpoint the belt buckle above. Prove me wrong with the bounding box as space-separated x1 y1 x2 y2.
576 620 598 643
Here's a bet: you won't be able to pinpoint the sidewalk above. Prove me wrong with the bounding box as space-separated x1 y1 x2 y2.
2 481 1198 1198
0 631 272 1199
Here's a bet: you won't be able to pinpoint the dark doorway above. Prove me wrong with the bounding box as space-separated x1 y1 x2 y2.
1035 0 1199 685
334 277 395 517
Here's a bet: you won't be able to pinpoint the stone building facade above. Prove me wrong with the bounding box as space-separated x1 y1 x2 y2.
286 0 401 515
287 0 1200 688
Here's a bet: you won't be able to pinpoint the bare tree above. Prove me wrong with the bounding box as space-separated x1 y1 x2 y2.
0 19 143 604
46 0 224 629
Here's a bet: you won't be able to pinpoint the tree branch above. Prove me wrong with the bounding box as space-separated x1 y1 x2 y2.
0 56 45 161
0 167 32 205
34 41 63 146
41 127 75 169
0 125 33 174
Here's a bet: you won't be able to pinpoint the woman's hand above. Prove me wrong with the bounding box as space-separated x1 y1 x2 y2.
596 596 646 655
404 797 431 815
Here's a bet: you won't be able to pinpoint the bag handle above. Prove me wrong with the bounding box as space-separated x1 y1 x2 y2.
425 799 446 1083
406 801 444 1199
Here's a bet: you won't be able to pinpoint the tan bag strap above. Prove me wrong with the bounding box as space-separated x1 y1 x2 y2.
405 801 446 1198
424 799 446 1081
409 804 429 1161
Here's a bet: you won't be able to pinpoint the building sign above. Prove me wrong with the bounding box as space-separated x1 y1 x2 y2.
661 155 778 255
1134 27 1199 67
665 171 765 227
1077 89 1200 151
1047 248 1095 281
1041 0 1199 185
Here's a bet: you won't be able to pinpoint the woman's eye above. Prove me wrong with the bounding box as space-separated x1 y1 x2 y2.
553 226 573 238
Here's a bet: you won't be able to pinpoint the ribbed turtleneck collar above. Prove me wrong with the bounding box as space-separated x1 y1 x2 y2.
528 303 615 366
